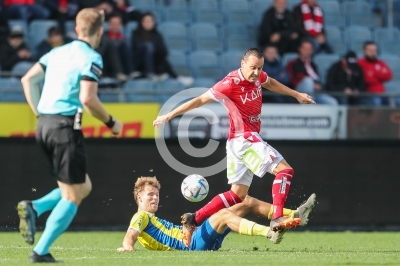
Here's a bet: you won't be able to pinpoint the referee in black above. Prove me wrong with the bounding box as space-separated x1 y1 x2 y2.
17 8 122 263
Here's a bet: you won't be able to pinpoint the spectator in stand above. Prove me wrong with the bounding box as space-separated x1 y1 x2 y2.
3 0 50 23
78 0 141 24
286 40 337 105
106 13 132 75
0 27 33 72
96 33 128 82
258 0 298 55
293 0 333 54
358 41 392 106
262 45 292 103
35 26 72 60
44 0 79 34
131 12 193 86
0 16 10 46
326 51 366 105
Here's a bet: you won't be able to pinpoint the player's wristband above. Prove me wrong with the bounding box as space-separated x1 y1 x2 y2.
105 115 116 128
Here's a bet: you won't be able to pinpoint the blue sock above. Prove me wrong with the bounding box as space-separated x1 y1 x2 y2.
32 188 61 217
33 199 77 255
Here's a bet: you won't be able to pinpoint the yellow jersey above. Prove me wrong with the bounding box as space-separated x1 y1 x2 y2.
129 211 187 251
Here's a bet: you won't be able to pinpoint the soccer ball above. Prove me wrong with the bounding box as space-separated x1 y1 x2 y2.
181 174 209 202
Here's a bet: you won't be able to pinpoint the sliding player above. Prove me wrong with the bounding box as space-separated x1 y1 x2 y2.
117 176 316 251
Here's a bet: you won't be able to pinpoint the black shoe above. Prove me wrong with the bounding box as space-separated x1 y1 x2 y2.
180 213 197 248
29 251 60 263
17 201 37 245
181 213 197 227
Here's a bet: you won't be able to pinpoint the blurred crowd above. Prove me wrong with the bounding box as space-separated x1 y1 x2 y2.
0 0 398 106
0 0 194 87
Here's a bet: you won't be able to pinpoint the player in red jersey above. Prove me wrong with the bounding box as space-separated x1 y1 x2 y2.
153 48 315 247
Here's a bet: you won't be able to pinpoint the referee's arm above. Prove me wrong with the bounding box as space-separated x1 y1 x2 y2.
21 63 45 117
80 80 110 123
80 80 122 135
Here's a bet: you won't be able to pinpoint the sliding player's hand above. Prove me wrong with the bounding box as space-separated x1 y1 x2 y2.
296 93 315 104
117 247 133 252
111 120 122 136
153 114 170 128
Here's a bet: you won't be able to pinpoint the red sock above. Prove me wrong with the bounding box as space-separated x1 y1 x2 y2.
194 190 242 225
271 169 294 220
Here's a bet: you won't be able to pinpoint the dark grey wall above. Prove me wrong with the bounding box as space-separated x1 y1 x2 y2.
1 138 399 230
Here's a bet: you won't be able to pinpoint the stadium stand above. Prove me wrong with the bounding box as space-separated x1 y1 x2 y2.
11 61 34 76
0 77 24 102
124 21 138 46
194 10 224 25
159 22 192 52
28 20 58 51
314 54 340 84
156 78 186 103
221 0 250 11
191 0 219 10
164 8 193 24
189 50 222 80
192 78 215 88
0 0 398 105
220 50 243 74
167 50 191 77
123 79 158 102
282 53 298 67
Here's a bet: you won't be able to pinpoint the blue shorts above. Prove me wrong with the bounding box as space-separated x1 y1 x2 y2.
189 219 231 251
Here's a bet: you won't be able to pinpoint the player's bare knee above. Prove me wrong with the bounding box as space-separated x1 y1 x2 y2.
273 161 294 175
216 208 229 217
218 208 233 221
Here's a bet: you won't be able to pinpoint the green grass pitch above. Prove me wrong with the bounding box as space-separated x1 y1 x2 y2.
1 231 399 265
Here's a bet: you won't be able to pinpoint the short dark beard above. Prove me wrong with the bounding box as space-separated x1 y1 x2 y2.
365 55 377 62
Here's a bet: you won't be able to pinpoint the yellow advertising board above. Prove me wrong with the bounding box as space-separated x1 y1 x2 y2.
0 103 159 138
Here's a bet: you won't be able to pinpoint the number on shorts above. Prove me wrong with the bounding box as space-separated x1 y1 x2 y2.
242 148 262 173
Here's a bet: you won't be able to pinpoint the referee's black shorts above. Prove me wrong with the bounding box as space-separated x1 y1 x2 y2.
36 114 87 184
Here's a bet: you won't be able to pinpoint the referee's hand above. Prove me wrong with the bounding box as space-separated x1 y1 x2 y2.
111 120 122 136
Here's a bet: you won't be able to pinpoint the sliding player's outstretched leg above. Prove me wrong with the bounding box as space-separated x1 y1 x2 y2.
181 189 244 247
294 193 317 226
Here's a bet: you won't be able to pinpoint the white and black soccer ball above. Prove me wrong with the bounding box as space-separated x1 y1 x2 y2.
181 174 209 202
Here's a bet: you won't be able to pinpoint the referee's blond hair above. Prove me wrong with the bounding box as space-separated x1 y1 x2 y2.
76 8 105 37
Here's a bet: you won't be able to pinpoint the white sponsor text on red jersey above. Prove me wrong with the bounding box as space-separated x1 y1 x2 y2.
208 69 268 139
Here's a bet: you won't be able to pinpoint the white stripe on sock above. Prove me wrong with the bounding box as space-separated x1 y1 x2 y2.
219 194 231 208
228 191 237 204
273 180 291 185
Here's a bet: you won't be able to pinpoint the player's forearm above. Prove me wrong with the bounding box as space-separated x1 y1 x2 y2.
265 78 299 98
167 97 205 120
81 96 110 123
21 79 41 117
122 234 136 250
21 63 45 117
122 240 134 251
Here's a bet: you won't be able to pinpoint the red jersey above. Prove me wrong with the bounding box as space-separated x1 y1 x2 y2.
208 69 268 139
4 0 34 6
357 58 392 94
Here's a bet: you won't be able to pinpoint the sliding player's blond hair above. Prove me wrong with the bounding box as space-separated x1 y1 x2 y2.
76 8 104 37
133 177 161 204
